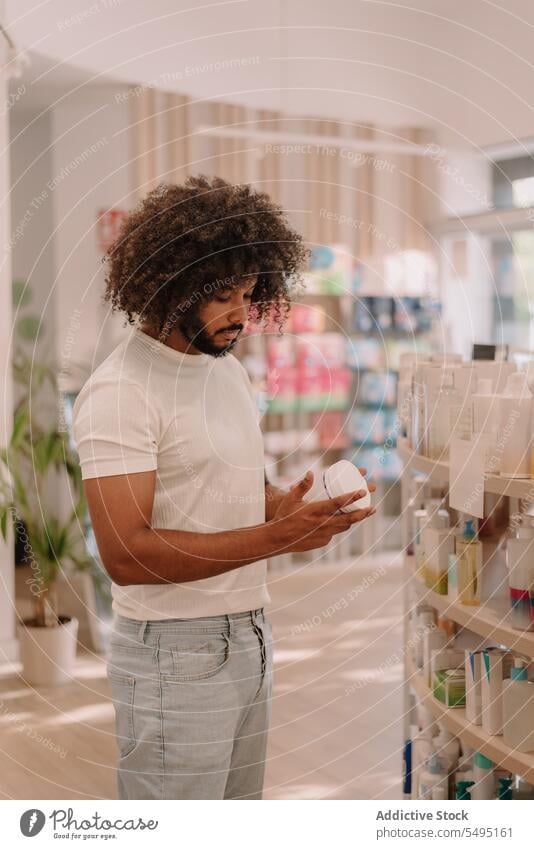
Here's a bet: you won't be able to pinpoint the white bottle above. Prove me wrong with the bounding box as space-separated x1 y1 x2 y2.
413 509 428 579
415 610 435 668
450 364 475 441
498 372 533 478
427 369 458 461
423 628 449 687
420 501 449 583
472 751 495 800
419 752 449 800
433 726 460 774
472 378 501 473
431 785 448 800
411 728 434 800
502 660 534 752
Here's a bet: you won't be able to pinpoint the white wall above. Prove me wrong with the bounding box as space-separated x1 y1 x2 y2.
0 0 18 662
10 110 56 358
50 84 135 385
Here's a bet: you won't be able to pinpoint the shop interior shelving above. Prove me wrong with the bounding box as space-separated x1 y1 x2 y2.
406 651 534 784
400 439 534 791
398 437 534 501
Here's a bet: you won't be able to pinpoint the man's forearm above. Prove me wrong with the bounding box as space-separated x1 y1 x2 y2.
115 520 287 586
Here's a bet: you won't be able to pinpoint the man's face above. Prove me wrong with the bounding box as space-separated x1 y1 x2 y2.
178 275 258 357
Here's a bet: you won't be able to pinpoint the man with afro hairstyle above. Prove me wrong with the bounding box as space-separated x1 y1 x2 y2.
72 175 375 800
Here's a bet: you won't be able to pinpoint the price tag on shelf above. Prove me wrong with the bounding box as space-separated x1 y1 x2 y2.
449 437 485 519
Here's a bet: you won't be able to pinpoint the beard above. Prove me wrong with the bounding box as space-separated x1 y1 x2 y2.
177 307 243 357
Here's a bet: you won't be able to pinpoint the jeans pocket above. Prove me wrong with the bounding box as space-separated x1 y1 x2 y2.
161 633 231 682
108 670 136 757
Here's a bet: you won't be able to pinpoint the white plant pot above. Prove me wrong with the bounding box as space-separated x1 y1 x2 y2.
18 616 79 686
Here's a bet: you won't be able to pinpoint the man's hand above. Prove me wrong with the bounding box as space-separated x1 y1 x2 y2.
265 480 287 521
271 469 376 554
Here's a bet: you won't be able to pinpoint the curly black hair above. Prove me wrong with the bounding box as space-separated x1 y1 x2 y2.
103 175 309 336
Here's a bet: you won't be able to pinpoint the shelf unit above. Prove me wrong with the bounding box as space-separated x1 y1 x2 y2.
406 653 534 784
398 437 534 500
406 555 534 660
400 440 534 791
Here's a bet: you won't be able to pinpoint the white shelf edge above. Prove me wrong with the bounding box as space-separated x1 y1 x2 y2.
407 653 534 783
398 437 534 500
406 554 534 657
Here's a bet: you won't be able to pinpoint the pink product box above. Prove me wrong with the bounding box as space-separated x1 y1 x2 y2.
297 366 351 397
267 366 297 405
289 304 326 334
296 333 347 370
266 337 295 369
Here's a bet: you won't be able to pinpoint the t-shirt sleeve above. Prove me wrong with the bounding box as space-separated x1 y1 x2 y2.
72 377 159 480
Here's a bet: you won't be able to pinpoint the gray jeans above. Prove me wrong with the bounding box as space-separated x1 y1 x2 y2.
106 608 273 800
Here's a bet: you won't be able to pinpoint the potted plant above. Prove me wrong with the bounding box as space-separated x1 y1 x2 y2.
0 282 102 685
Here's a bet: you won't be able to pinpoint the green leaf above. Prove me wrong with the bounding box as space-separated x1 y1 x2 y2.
10 407 29 448
12 279 31 309
0 508 8 542
16 315 42 342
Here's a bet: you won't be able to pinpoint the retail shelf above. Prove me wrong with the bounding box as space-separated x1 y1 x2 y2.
398 437 534 500
406 555 534 657
351 440 396 449
355 401 397 410
406 653 534 783
348 366 400 374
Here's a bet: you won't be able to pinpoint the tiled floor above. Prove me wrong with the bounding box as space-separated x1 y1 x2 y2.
0 552 403 799
263 552 403 799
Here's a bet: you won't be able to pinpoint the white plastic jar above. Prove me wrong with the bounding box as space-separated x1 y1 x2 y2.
306 460 371 511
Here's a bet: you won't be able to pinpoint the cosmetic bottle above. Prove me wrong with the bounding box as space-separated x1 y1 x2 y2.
411 363 432 453
413 509 428 580
481 648 515 736
419 753 449 800
423 628 449 687
447 552 460 601
414 608 435 668
453 746 474 793
465 649 485 725
411 727 433 800
455 780 475 800
502 659 534 753
471 378 501 473
450 364 475 442
513 776 534 800
398 353 417 441
497 372 533 479
456 519 482 606
507 518 534 631
472 752 495 800
422 503 452 591
497 777 513 800
402 735 413 799
433 726 459 797
427 369 458 461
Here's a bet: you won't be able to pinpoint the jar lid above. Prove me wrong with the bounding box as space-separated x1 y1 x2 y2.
323 460 371 512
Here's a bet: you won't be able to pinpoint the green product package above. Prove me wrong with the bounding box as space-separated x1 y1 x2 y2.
433 668 466 707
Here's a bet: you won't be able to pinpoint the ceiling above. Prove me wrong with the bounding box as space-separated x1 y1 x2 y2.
5 0 534 147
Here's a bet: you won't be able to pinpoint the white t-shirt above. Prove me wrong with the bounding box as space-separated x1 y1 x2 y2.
72 327 270 620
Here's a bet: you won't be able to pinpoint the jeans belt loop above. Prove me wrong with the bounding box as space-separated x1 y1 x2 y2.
137 620 149 643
